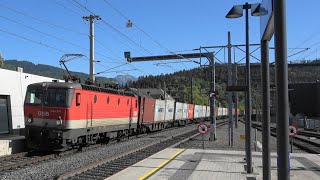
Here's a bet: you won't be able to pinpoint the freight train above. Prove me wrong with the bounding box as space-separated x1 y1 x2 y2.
24 82 239 151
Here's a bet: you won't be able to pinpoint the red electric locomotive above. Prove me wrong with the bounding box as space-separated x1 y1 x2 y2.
24 82 138 151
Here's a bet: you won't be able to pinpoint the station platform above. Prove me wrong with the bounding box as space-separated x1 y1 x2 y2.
0 134 25 156
107 148 320 180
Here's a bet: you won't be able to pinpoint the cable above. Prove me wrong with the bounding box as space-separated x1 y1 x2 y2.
95 62 129 75
0 3 87 37
0 29 68 53
95 26 145 57
72 0 153 55
0 15 88 51
102 0 192 67
69 0 151 76
54 0 83 16
289 30 320 56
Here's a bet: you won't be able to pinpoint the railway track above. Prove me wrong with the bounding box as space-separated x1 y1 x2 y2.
251 122 320 154
0 143 103 172
55 121 228 180
0 120 222 174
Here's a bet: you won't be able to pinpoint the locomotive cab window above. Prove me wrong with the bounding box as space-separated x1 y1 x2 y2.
25 87 71 107
25 89 43 105
45 89 67 107
76 93 81 106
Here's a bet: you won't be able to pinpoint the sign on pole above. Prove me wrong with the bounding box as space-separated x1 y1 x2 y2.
289 125 298 153
198 124 208 134
198 124 208 150
288 126 298 136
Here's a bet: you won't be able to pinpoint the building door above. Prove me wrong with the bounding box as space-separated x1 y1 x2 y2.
0 96 10 134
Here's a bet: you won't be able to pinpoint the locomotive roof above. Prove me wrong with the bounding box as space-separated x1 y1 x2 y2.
28 82 135 97
27 82 82 89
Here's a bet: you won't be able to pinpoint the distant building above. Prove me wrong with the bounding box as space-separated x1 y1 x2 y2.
0 68 61 135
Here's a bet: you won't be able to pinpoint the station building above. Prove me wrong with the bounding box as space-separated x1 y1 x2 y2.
0 67 61 156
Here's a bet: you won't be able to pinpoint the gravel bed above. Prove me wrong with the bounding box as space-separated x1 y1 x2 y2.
176 121 308 153
0 124 198 180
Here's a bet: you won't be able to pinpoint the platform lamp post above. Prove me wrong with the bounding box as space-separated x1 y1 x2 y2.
226 2 260 173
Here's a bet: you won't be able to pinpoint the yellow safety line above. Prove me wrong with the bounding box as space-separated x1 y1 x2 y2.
138 149 186 180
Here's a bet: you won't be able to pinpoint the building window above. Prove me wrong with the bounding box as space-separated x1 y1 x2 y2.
127 99 129 106
118 98 120 105
107 96 110 104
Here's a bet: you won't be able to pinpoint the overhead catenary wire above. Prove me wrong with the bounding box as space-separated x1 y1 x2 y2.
69 0 153 75
54 0 83 16
0 3 87 37
0 3 122 64
95 26 145 57
101 0 192 68
0 1 148 78
289 30 320 57
0 29 68 54
72 0 153 55
55 0 146 61
71 0 185 75
0 15 88 51
95 62 130 75
55 0 149 76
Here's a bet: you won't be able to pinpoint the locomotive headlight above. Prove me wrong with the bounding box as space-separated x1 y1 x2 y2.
27 118 33 123
56 120 62 126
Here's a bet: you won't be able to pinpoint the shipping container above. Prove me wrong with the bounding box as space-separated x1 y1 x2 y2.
206 106 210 117
188 104 194 119
154 99 165 122
165 100 175 122
217 107 223 118
140 97 155 124
182 103 188 119
194 105 200 119
174 102 183 121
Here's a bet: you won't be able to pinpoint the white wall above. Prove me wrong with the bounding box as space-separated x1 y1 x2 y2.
0 68 61 132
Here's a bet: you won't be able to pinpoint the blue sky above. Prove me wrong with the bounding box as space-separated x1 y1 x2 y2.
0 0 319 78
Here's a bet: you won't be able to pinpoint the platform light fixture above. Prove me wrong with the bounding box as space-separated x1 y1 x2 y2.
226 2 261 174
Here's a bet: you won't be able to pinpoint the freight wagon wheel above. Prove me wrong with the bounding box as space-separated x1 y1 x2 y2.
116 131 123 142
76 137 85 151
143 127 147 133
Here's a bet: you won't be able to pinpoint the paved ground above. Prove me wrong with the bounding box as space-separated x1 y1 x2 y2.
176 120 306 153
108 148 320 180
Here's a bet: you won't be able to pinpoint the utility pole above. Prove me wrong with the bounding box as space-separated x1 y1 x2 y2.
163 81 166 100
274 0 290 178
233 64 238 128
227 32 233 146
191 77 194 104
209 53 216 141
83 15 101 84
261 40 271 180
